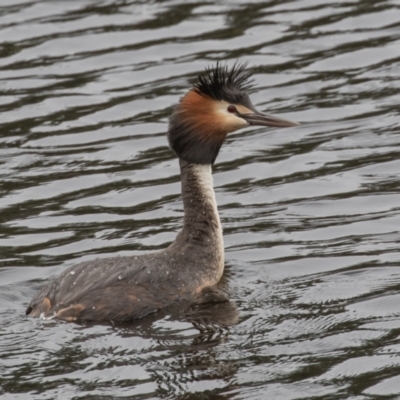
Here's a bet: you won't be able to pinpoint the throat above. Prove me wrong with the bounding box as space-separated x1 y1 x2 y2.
175 159 223 252
167 159 225 288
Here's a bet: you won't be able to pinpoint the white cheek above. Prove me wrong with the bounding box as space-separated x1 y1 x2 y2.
225 112 248 129
215 103 248 129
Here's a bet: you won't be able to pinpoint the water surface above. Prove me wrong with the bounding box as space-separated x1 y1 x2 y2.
1 0 400 399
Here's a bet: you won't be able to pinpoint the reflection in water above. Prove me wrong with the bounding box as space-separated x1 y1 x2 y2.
1 0 400 398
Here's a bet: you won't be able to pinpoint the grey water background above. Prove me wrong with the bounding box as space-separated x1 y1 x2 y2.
1 0 400 398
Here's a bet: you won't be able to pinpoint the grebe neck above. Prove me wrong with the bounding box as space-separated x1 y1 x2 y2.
169 159 224 272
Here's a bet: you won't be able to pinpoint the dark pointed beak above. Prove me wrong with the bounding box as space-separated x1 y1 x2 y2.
240 110 299 128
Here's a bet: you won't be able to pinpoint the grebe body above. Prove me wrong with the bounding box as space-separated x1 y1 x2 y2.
26 63 298 322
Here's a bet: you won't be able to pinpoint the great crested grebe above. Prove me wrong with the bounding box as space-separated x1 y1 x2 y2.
26 63 298 322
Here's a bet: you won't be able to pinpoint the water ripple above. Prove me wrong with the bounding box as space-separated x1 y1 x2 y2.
1 0 400 399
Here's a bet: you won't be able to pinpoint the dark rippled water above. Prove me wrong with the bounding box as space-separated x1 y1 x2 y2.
1 0 400 398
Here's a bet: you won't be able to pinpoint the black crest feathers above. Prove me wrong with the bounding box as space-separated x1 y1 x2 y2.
194 62 254 103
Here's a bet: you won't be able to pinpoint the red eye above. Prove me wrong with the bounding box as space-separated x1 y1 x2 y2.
227 105 237 113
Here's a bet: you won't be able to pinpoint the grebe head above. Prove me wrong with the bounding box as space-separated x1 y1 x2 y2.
168 62 299 165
